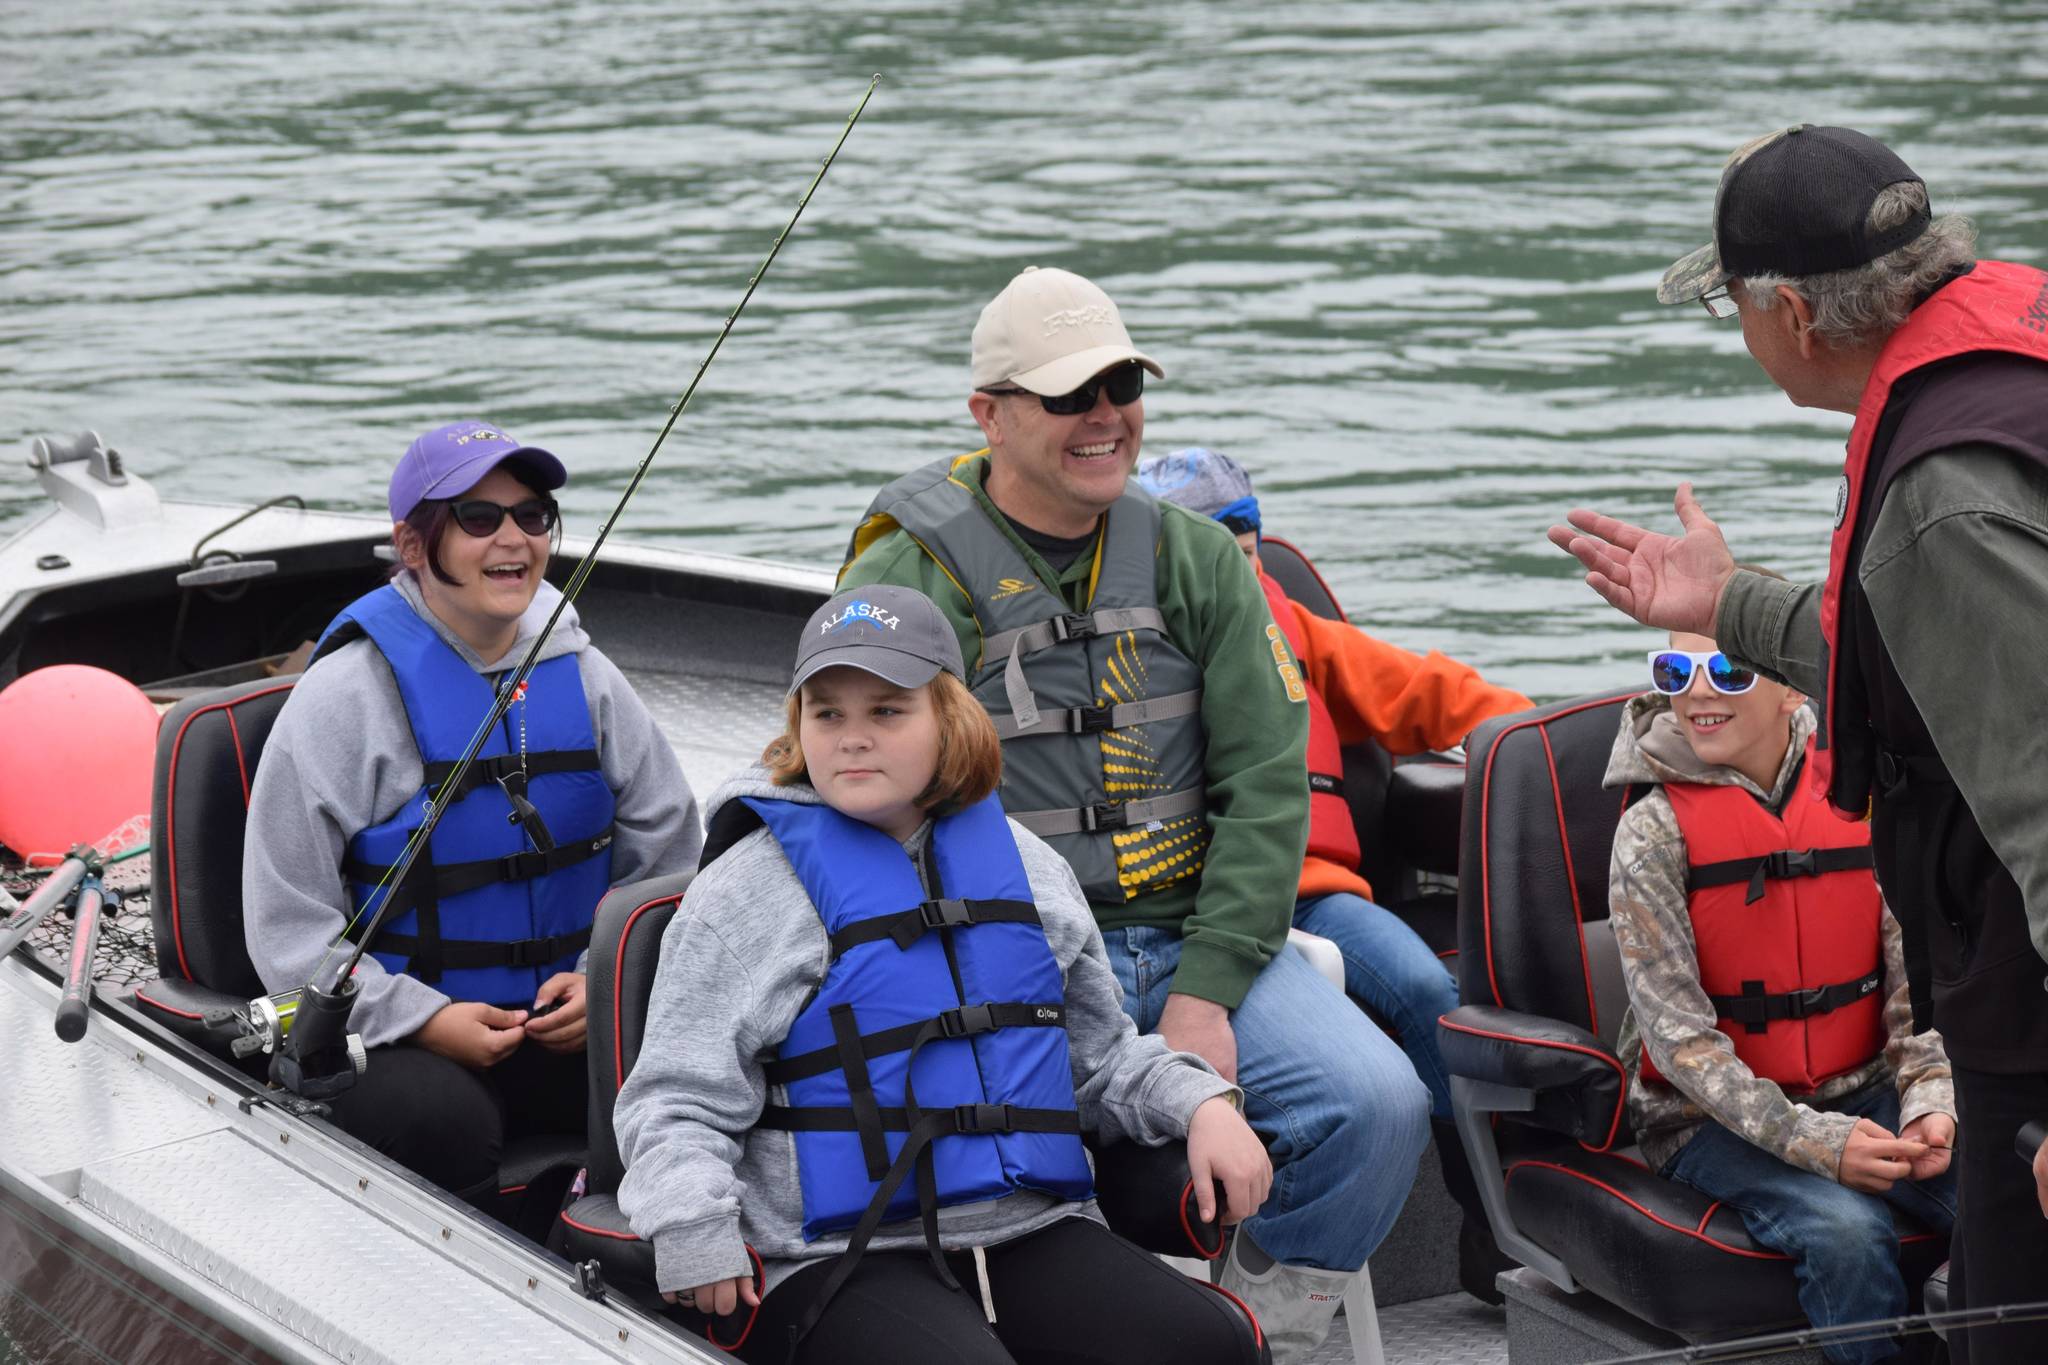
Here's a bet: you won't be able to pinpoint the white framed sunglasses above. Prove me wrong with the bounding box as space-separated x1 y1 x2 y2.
1647 649 1758 696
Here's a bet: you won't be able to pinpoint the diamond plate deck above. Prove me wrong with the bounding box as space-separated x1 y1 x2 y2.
631 666 787 795
80 1129 621 1365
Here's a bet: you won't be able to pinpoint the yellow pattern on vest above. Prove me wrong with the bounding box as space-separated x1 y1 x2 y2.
1095 631 1209 899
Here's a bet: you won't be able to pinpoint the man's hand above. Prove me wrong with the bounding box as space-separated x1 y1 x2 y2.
1186 1095 1271 1226
1158 993 1237 1084
1838 1116 1927 1194
524 971 588 1053
663 1276 761 1317
415 1001 527 1070
1898 1113 1955 1181
1546 483 1738 634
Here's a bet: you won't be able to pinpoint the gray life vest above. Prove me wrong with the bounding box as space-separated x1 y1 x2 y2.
847 453 1209 904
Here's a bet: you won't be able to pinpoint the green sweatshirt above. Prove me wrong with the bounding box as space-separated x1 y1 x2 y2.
840 453 1310 1010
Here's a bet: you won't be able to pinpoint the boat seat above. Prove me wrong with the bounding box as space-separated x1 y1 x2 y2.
1439 690 1949 1340
560 871 1248 1333
128 675 584 1235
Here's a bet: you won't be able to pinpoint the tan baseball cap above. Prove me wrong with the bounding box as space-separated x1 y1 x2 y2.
970 266 1166 396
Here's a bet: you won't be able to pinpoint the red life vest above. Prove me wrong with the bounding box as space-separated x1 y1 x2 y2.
1814 259 2048 814
1259 571 1363 874
1640 743 1885 1092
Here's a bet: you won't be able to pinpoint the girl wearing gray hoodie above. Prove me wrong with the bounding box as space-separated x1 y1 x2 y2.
614 585 1272 1365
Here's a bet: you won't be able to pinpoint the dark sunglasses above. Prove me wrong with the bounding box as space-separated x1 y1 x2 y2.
1647 649 1758 696
448 497 559 538
982 362 1145 416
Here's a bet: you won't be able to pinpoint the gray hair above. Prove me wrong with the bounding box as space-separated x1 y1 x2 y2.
1742 181 1977 349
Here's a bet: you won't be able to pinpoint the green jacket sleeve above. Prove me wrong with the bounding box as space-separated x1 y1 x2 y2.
1154 511 1311 1008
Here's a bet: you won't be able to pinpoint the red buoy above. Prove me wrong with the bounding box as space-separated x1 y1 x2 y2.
0 665 159 861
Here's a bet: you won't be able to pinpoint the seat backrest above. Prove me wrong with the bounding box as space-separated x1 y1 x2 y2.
150 677 298 996
1258 534 1345 623
585 871 697 1197
1457 689 1637 1047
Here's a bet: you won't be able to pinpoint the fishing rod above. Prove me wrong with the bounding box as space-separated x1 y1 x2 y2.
223 75 882 1095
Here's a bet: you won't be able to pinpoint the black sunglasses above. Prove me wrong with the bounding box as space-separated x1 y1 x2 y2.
982 362 1145 416
448 497 559 538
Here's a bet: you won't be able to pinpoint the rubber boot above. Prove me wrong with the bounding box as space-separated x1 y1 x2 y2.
1216 1229 1351 1365
1435 1117 1514 1305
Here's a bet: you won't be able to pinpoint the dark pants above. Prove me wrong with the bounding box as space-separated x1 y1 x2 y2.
1947 1065 2048 1365
324 1040 587 1202
727 1216 1262 1365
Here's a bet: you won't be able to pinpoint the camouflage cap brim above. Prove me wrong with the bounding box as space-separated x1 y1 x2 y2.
1657 241 1729 305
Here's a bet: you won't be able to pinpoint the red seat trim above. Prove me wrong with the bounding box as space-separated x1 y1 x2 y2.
559 1210 642 1242
707 1245 766 1353
613 894 685 1093
1536 723 1600 1033
1505 1159 1789 1261
133 989 204 1021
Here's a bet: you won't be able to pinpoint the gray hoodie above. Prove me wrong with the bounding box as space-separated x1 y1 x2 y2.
1601 694 1951 1177
613 766 1236 1296
242 572 703 1046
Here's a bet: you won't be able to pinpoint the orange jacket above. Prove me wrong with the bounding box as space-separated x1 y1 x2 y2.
1271 581 1531 902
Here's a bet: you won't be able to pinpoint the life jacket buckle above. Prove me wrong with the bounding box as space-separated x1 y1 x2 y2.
1050 613 1097 644
1080 802 1127 833
1075 704 1115 734
941 1003 996 1038
1767 849 1820 879
919 898 974 931
952 1103 1014 1134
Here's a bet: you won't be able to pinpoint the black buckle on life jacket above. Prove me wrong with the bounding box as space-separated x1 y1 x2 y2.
498 849 549 882
1049 613 1097 644
938 1003 996 1039
1079 802 1128 833
918 898 975 931
1075 703 1115 733
1766 849 1820 879
952 1103 1015 1134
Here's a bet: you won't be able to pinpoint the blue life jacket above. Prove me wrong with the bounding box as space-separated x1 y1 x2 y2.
311 585 615 1006
744 791 1091 1325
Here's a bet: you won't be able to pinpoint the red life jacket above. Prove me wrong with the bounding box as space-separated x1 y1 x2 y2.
1640 743 1885 1092
1259 571 1363 873
1813 259 2048 815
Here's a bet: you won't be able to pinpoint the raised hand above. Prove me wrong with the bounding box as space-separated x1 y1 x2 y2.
1546 483 1738 634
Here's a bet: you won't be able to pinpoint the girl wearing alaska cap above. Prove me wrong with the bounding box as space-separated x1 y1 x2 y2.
242 419 702 1207
613 584 1271 1365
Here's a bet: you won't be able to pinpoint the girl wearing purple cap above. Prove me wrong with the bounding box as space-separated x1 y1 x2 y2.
612 587 1271 1365
242 421 702 1209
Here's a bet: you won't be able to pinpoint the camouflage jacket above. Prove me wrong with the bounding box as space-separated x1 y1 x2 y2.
1604 695 1954 1179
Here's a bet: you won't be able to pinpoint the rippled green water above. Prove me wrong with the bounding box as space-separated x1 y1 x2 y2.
6 1 2046 696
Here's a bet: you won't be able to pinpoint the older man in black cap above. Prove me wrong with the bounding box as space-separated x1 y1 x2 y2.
1552 125 2048 1361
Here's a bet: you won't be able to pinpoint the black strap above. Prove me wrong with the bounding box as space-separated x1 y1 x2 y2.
764 1002 1066 1086
1875 748 1954 793
419 748 601 802
345 829 613 906
1708 970 1885 1035
344 830 611 981
1687 845 1875 905
778 1103 1081 1357
1308 771 1343 796
341 923 594 972
826 898 1040 958
829 1004 891 1181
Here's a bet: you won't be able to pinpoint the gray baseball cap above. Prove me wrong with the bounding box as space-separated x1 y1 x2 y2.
789 585 966 697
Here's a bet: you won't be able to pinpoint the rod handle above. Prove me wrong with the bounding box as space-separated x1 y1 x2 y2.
53 883 108 1043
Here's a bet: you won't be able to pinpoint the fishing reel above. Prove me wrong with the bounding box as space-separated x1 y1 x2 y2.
208 967 366 1105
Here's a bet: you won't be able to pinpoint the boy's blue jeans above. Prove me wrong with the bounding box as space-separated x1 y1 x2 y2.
1292 891 1459 1120
1100 925 1431 1272
1661 1079 1958 1365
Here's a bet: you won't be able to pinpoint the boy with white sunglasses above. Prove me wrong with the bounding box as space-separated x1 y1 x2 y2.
1600 602 1956 1365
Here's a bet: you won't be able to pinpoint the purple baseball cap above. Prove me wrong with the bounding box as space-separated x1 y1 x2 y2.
387 420 568 522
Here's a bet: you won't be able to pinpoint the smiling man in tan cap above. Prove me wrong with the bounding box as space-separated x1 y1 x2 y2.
838 266 1429 1361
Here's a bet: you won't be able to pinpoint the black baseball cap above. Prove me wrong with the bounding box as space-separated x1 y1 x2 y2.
1658 125 1930 304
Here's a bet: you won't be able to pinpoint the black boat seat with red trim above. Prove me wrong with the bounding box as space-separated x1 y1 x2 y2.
127 676 583 1234
1438 690 1948 1339
559 872 1237 1324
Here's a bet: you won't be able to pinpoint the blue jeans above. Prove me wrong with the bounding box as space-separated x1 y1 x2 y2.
1662 1080 1958 1365
1292 892 1459 1121
1100 925 1431 1272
